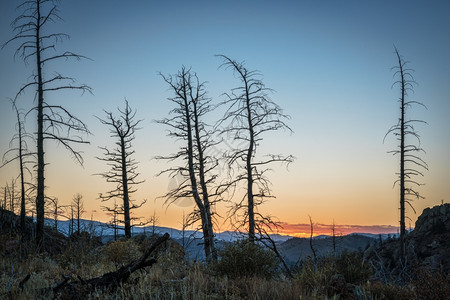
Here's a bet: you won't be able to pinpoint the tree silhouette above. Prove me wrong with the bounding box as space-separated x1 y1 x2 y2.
48 197 61 231
2 0 92 247
3 179 17 214
96 100 145 238
1 101 35 234
216 55 294 242
384 47 428 262
72 193 84 234
157 67 221 261
1 187 5 212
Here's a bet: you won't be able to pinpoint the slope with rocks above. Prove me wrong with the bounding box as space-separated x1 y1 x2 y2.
364 203 449 281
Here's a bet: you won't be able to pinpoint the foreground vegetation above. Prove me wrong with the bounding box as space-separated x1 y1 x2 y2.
1 228 448 300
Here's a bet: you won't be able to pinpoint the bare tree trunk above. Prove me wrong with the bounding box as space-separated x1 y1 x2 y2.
53 200 58 231
77 207 80 234
332 220 336 256
8 180 15 214
120 137 131 238
35 1 45 248
18 117 26 233
309 215 317 262
259 229 293 279
114 209 117 241
204 203 216 259
70 206 74 236
192 96 217 260
385 47 428 266
183 84 211 260
398 50 406 262
244 78 256 243
2 187 6 210
246 136 255 242
2 187 5 210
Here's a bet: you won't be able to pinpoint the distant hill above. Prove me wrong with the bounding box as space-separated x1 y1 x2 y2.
43 217 389 261
277 234 378 265
44 218 293 242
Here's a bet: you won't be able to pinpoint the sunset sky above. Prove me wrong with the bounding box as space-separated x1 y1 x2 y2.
1 0 449 237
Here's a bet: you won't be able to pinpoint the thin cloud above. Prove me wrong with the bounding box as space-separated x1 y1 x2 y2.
276 222 399 237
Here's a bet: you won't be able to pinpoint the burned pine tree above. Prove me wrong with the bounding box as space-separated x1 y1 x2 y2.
96 100 145 238
216 55 294 243
1 101 35 234
157 67 220 262
2 0 92 247
384 47 428 262
48 197 61 231
3 180 17 214
72 193 84 234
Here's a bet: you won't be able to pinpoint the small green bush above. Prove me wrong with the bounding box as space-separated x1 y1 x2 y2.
212 239 278 279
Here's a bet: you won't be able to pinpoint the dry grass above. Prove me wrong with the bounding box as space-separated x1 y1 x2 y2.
0 235 445 299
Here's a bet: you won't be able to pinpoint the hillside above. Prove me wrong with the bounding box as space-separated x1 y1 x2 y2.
278 234 377 265
1 205 449 298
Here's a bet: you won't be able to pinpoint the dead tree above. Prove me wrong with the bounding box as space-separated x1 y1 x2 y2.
156 67 221 262
96 100 145 238
3 0 92 247
0 180 20 234
384 47 428 262
309 215 317 262
216 55 294 242
148 209 158 236
1 101 35 233
1 187 6 211
48 197 61 231
69 204 74 236
259 228 293 278
72 193 84 234
5 180 17 214
332 220 337 256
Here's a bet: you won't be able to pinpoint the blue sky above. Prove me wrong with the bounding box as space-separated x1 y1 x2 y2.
1 0 449 233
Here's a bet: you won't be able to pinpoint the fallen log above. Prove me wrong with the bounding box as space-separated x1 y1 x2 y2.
80 233 169 289
10 232 171 298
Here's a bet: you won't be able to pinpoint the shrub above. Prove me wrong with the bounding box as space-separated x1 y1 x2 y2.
57 231 102 268
413 268 450 300
212 239 278 279
295 250 373 297
335 250 372 284
366 281 415 300
102 238 142 267
295 256 335 295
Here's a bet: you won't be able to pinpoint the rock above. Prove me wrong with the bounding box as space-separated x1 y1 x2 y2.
413 203 449 237
365 203 450 281
410 204 450 274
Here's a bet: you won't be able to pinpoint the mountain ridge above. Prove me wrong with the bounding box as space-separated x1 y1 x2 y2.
44 217 397 242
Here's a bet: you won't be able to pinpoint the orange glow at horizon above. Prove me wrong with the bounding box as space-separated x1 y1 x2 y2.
0 1 449 241
271 222 399 237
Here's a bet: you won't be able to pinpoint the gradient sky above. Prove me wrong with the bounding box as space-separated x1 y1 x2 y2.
1 0 449 236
